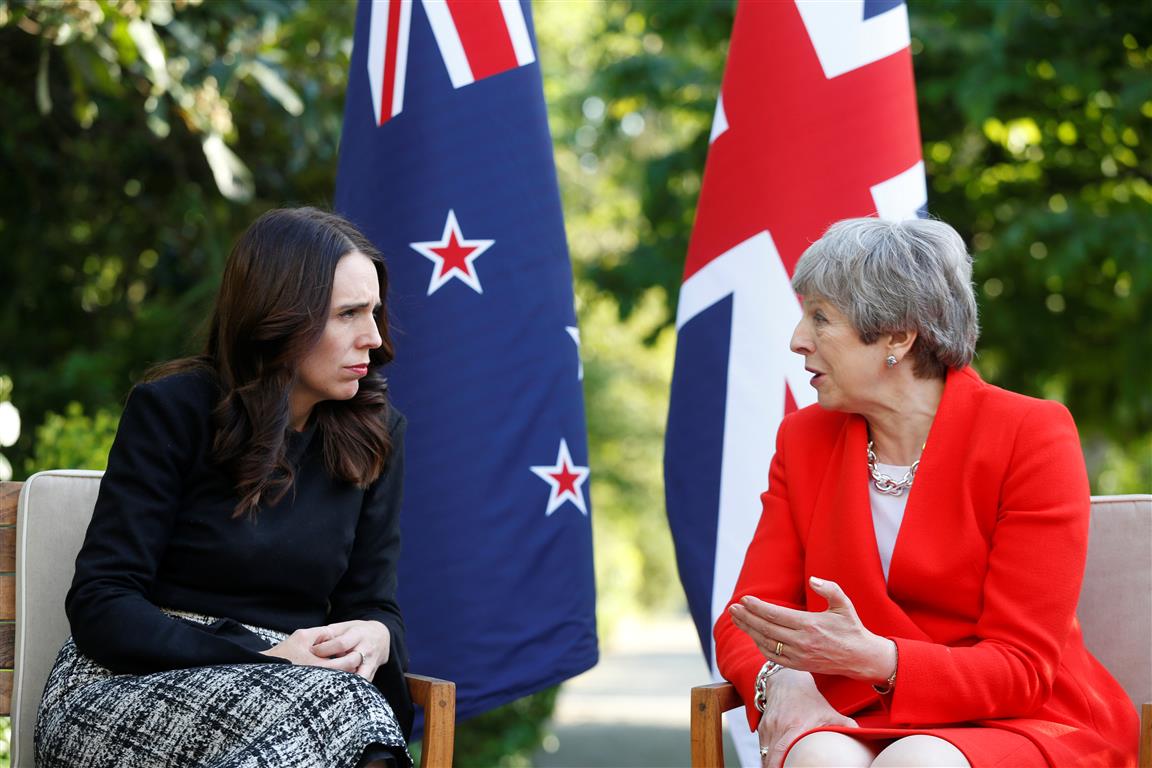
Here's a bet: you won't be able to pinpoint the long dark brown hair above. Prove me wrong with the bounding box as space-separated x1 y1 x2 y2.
150 207 395 517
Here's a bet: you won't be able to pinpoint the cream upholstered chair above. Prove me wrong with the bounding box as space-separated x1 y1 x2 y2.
689 494 1152 768
10 470 106 767
1078 496 1152 724
1 470 455 768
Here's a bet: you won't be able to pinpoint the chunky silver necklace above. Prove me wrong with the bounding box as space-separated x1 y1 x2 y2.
867 440 920 496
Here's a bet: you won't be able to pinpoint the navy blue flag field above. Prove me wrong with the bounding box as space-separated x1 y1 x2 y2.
335 0 598 726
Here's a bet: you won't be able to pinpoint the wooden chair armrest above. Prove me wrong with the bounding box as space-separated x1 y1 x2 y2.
691 681 743 767
405 673 456 768
1140 702 1151 768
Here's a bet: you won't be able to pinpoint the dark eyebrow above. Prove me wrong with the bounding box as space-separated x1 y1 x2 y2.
335 301 381 312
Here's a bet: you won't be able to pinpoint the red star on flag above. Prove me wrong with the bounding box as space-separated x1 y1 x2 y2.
530 438 590 516
410 209 494 295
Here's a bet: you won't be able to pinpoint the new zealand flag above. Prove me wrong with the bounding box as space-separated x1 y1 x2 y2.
336 0 597 727
664 0 925 761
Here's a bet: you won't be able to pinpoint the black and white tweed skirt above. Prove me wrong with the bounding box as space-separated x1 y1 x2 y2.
34 613 410 768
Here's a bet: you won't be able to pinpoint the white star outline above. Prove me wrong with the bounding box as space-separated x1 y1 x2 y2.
529 438 590 516
565 325 583 380
409 209 495 295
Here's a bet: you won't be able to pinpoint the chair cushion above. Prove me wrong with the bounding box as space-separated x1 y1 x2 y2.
13 470 104 766
1077 494 1152 707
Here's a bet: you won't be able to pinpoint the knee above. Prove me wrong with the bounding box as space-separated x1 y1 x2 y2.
871 735 970 768
783 731 876 768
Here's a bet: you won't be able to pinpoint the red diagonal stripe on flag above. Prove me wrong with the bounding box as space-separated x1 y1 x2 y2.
379 0 404 124
445 0 518 81
684 1 921 280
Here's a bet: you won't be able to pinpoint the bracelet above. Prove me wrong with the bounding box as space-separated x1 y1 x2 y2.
753 660 784 712
872 641 898 695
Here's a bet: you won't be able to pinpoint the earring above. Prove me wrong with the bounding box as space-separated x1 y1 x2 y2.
885 355 898 368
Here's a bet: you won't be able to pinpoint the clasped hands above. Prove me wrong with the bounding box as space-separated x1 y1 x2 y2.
262 619 390 681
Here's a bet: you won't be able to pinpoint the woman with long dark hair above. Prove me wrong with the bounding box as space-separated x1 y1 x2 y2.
35 207 414 768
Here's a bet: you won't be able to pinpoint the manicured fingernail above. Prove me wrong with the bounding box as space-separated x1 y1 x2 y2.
809 576 824 587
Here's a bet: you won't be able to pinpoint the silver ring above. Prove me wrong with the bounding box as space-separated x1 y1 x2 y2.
775 640 784 656
760 747 771 758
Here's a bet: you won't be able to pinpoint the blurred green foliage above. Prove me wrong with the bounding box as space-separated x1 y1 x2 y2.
0 0 354 466
561 0 1150 490
453 686 560 768
579 292 680 631
913 2 1150 479
25 402 118 474
1 0 1149 764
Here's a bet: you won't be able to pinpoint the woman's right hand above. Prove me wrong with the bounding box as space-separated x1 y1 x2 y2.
756 668 857 768
261 627 361 674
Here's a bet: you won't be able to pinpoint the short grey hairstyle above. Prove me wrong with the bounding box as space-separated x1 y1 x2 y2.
792 217 979 379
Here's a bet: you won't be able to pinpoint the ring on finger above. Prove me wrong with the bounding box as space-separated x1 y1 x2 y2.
774 640 784 656
759 747 771 758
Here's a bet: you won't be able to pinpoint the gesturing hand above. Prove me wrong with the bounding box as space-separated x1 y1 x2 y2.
756 669 857 768
729 576 895 682
263 620 392 681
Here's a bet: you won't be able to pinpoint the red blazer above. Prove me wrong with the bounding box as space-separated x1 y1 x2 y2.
714 367 1138 766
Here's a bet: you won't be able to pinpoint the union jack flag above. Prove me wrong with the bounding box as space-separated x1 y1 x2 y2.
366 0 536 125
337 0 597 730
664 1 926 763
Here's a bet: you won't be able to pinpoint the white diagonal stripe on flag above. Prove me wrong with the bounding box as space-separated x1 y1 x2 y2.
871 159 927 221
422 0 474 88
366 0 390 123
366 0 413 125
795 0 911 79
498 0 536 66
391 0 413 117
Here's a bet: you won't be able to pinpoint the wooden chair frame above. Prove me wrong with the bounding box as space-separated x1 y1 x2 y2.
692 682 1151 768
0 479 455 768
689 495 1152 768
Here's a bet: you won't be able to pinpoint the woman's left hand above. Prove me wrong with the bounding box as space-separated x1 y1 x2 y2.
729 576 895 682
308 620 392 681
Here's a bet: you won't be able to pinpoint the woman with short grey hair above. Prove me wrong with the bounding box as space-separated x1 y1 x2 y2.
714 217 1137 768
791 217 978 379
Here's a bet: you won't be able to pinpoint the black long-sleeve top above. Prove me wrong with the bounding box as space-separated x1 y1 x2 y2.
65 371 414 733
